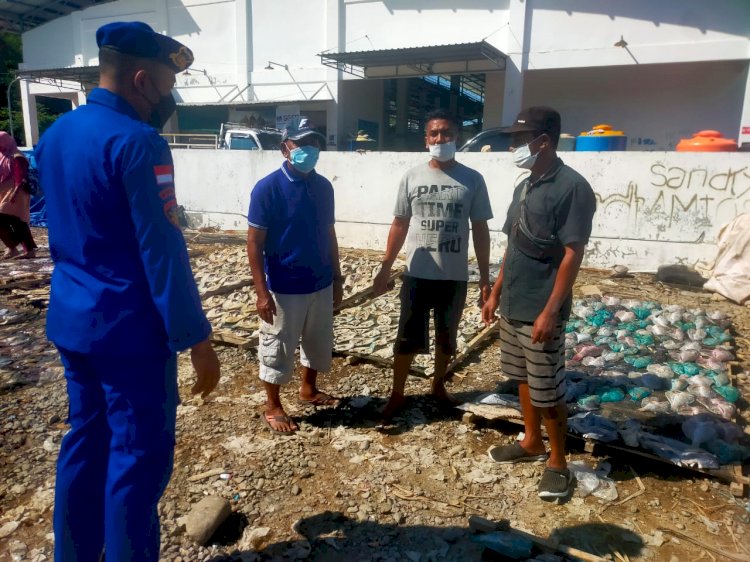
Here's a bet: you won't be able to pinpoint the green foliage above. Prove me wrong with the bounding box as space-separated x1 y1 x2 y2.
0 32 22 78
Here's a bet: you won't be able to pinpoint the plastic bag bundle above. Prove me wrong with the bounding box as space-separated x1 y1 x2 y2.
640 396 670 413
577 395 601 411
666 390 695 410
647 363 675 379
713 385 740 403
669 362 701 376
582 356 606 368
624 356 652 369
628 387 651 401
710 348 735 362
567 460 619 501
561 295 742 454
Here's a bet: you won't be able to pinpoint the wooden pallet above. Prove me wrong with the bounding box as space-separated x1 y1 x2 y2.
336 269 404 312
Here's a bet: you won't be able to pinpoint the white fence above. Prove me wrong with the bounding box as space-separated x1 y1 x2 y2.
172 150 750 272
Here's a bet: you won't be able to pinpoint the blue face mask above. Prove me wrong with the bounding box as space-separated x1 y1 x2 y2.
289 145 320 173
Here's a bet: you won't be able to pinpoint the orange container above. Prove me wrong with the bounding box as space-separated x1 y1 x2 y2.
676 130 737 152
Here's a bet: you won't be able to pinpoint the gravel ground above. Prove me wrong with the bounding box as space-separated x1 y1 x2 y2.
1 233 748 561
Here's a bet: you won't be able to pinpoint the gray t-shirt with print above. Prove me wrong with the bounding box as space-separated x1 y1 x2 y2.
394 162 493 281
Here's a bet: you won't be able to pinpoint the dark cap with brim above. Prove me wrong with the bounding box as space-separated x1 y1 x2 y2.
503 106 561 138
282 116 326 142
96 21 194 73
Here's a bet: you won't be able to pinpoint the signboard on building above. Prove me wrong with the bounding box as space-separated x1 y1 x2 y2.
276 105 300 130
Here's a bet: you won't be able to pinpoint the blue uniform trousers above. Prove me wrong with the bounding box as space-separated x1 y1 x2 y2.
53 348 178 562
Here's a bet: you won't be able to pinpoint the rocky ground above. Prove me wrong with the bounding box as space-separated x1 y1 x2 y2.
1 231 749 562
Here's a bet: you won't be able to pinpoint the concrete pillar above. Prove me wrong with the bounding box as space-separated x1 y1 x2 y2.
324 0 343 148
396 80 409 132
72 90 87 109
502 0 528 125
482 72 504 129
325 98 339 149
19 80 38 148
449 75 460 116
739 62 750 149
235 0 251 100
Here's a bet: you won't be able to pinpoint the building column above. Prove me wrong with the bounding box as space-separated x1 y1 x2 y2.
19 80 39 148
235 0 251 102
394 79 409 150
483 72 504 129
325 0 343 148
72 90 87 109
502 0 528 125
739 62 750 149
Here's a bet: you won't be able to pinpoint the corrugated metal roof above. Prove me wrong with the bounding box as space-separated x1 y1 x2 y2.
319 41 506 77
0 1 116 33
16 65 99 84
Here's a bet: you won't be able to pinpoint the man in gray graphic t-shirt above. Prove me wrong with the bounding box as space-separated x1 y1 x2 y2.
374 109 493 420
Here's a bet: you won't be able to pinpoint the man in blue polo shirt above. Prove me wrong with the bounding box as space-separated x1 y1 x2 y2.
36 22 220 561
247 117 343 434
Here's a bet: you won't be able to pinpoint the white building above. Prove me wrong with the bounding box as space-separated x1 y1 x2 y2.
12 0 750 151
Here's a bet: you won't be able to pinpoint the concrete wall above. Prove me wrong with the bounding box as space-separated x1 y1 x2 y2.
526 0 750 69
523 61 749 150
172 150 750 272
342 0 510 52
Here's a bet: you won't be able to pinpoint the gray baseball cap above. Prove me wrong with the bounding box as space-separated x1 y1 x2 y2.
282 116 326 142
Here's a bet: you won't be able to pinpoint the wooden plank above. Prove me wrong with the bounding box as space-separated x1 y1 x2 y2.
331 349 430 378
0 277 50 291
186 230 247 246
446 318 499 375
201 278 253 299
336 269 404 311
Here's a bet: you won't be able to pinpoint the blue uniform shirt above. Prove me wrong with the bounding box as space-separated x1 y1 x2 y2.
36 88 211 356
247 162 334 294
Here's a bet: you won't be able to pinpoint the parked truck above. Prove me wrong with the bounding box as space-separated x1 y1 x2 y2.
218 123 283 151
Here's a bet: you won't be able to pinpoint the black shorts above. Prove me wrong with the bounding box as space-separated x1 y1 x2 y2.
394 275 468 356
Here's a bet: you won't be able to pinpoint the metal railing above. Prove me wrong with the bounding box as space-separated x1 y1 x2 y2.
161 133 218 149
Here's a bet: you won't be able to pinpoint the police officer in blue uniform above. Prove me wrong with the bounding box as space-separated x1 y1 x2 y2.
35 22 221 561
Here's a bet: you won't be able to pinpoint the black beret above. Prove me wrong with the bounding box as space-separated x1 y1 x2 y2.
96 21 194 73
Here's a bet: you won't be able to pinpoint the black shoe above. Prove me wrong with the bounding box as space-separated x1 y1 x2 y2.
487 442 548 464
537 467 573 498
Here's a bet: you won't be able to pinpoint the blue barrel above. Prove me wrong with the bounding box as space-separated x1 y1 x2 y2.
576 124 627 151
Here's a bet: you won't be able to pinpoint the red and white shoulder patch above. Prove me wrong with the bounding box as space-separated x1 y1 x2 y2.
154 165 174 186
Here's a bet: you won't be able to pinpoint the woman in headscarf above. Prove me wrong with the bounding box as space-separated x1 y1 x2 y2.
0 132 37 259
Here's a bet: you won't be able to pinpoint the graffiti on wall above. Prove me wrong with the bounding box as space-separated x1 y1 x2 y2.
592 161 750 244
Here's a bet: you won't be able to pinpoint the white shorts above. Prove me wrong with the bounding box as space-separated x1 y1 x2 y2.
258 285 333 385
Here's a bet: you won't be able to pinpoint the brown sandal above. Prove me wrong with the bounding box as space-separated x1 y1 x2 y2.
261 412 298 434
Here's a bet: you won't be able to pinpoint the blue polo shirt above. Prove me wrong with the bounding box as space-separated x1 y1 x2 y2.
35 88 211 356
248 162 335 294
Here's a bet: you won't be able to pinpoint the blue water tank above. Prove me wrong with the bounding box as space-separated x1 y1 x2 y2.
576 124 627 151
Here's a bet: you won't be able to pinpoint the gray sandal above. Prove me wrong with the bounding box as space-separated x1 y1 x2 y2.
538 467 573 498
487 442 548 464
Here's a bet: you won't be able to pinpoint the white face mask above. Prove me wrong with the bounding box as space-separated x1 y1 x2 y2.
428 140 456 162
511 135 542 169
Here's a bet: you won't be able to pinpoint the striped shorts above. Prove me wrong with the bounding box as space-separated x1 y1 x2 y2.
499 316 566 408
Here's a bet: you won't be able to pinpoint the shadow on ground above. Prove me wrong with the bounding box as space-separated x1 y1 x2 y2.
206 510 644 561
301 392 472 436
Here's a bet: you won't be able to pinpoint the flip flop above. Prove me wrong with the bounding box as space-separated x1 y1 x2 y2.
261 412 297 435
299 392 341 408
